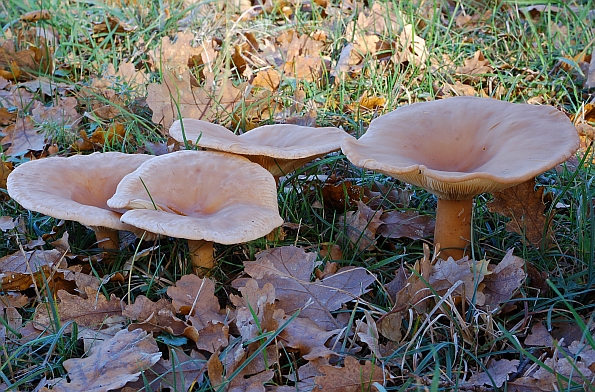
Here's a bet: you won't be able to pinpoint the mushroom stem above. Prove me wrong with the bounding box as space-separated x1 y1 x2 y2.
93 229 120 250
187 239 215 276
434 198 473 260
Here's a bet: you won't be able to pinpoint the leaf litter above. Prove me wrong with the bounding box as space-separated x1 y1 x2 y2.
1 0 594 390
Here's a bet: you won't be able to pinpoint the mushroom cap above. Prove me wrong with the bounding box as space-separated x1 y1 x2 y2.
169 119 353 177
341 97 580 200
107 150 284 244
7 152 154 231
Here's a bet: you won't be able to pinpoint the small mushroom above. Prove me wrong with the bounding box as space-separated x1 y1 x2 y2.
169 118 353 181
341 97 580 260
107 150 284 274
7 152 154 253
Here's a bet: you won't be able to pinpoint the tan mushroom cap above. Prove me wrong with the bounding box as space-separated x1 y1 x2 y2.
7 152 154 231
107 150 284 244
169 119 353 177
341 97 580 200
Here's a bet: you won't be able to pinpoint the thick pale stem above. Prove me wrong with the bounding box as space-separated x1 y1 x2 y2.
93 229 120 250
188 239 215 276
434 198 473 260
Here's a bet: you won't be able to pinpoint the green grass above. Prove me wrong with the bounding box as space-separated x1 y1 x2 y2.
1 0 595 390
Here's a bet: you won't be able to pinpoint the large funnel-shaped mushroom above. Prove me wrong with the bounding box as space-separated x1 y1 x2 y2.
107 150 284 274
169 119 353 180
342 97 579 259
7 152 154 252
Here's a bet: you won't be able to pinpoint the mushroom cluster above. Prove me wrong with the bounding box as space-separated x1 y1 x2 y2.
7 152 154 254
7 149 283 275
341 97 580 260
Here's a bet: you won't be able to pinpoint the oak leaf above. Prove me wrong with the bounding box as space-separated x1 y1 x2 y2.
31 97 79 128
122 348 205 391
338 201 383 251
429 256 488 305
146 69 245 129
377 210 435 240
465 358 519 388
481 249 526 309
41 329 161 392
456 50 493 78
1 116 45 156
314 356 386 391
124 295 189 336
166 274 225 330
488 180 552 248
33 287 122 332
234 246 375 330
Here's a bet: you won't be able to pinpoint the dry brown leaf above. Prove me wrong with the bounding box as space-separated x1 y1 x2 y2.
274 309 338 359
509 356 594 391
124 295 189 336
33 287 122 332
195 321 229 353
488 181 552 248
0 248 66 273
525 322 554 347
464 358 519 388
234 246 375 330
0 216 16 231
377 210 435 240
388 244 433 317
429 256 488 305
456 50 493 78
338 201 383 251
148 32 208 74
0 107 17 125
41 329 161 392
345 2 404 38
1 116 45 156
122 348 205 391
481 249 526 309
393 24 427 67
252 68 281 90
321 181 365 211
314 356 386 391
0 293 28 311
20 10 51 22
31 97 79 128
19 77 72 97
166 274 225 330
147 69 245 129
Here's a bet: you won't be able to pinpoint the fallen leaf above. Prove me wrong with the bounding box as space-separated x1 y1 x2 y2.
488 180 552 248
41 329 161 392
377 210 435 240
234 246 376 330
122 348 205 391
124 295 188 336
481 249 526 309
147 69 246 129
525 322 554 347
33 287 123 332
0 216 17 232
0 293 28 311
456 50 493 79
465 358 519 388
338 201 383 251
166 274 225 330
314 356 386 391
429 256 487 305
1 116 45 156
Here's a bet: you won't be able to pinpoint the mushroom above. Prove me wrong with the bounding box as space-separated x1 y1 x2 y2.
169 118 353 182
7 152 154 254
341 97 580 260
106 150 284 274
